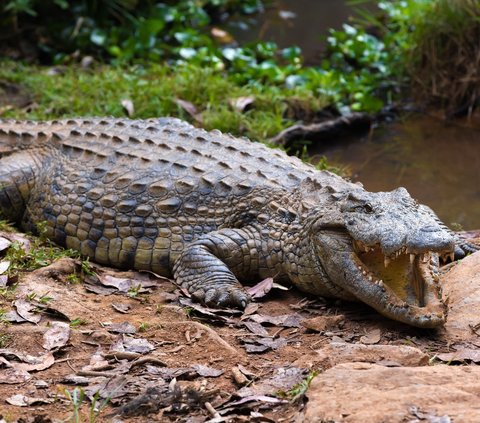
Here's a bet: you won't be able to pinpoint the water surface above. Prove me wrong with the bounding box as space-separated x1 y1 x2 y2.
229 0 369 63
311 117 480 230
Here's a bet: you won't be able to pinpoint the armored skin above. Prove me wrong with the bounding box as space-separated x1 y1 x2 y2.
0 118 476 328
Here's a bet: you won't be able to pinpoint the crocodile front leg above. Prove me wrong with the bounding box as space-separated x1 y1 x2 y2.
173 227 273 308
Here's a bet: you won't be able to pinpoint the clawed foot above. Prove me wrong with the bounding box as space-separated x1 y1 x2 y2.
190 285 251 309
453 240 480 261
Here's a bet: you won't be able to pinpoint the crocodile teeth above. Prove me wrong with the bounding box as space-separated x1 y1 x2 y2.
449 252 455 262
384 256 391 268
410 254 415 264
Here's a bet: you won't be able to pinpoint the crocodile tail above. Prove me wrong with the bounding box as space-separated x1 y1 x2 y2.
0 148 40 224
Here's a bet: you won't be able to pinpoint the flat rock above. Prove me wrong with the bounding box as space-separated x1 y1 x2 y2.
313 342 429 368
304 363 480 423
442 251 480 342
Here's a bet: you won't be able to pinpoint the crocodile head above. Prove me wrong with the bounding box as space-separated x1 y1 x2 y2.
310 186 454 328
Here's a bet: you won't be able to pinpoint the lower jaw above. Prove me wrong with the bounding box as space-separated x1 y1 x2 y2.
346 252 445 328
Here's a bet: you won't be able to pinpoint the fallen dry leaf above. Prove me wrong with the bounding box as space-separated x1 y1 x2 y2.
42 322 71 351
360 328 382 345
247 277 273 299
302 315 345 332
13 352 55 372
0 275 8 287
178 298 238 323
121 99 134 117
230 96 255 112
436 348 480 363
106 322 137 334
97 272 159 293
0 237 11 253
210 27 234 43
14 299 41 324
237 367 307 398
191 364 223 377
112 303 131 314
0 261 10 275
4 310 26 323
6 394 53 406
248 313 303 328
0 231 31 253
110 335 155 354
243 321 269 337
174 98 203 123
0 367 31 384
242 337 287 353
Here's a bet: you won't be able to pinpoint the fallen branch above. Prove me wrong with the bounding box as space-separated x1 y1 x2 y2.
270 112 372 148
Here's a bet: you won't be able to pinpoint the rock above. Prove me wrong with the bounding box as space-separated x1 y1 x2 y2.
312 342 429 368
301 315 345 332
304 363 480 423
442 251 480 342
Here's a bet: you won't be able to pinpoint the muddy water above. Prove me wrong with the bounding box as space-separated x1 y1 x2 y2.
229 0 371 63
311 116 480 230
230 2 480 229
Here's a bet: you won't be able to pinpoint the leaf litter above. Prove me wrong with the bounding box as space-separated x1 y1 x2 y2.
0 231 473 421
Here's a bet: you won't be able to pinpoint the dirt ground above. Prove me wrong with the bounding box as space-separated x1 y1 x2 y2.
0 231 479 422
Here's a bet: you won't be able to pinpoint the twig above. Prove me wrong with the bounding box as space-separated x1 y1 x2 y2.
269 112 372 147
130 356 167 368
160 320 240 356
205 401 221 419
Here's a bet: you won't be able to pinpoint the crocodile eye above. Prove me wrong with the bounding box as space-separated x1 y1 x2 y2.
353 203 373 213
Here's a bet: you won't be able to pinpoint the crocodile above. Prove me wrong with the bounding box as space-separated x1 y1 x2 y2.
0 117 476 328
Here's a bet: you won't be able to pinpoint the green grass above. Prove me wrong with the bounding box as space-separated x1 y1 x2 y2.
0 60 329 143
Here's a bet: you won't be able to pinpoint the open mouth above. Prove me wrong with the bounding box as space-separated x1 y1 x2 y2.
351 240 451 327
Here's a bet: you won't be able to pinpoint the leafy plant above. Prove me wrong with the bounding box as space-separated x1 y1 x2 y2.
70 317 87 327
278 370 319 402
63 387 110 423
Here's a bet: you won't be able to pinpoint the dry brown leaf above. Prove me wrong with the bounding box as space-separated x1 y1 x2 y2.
210 27 234 43
42 322 71 351
0 231 31 253
121 99 134 117
191 364 223 377
243 321 269 337
360 328 382 345
0 275 8 287
0 261 10 275
0 367 31 384
302 315 345 332
14 299 41 324
112 303 131 314
247 277 273 299
237 367 306 398
6 394 53 406
106 322 137 334
248 313 303 328
242 337 287 353
436 348 480 363
98 272 159 293
230 96 255 112
14 352 55 372
110 334 155 354
0 237 11 253
174 98 203 123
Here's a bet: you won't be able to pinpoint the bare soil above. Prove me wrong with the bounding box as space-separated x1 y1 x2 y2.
0 234 478 422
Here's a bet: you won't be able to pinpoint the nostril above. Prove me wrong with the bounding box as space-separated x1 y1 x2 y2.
420 226 440 233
